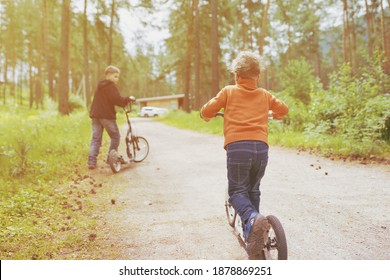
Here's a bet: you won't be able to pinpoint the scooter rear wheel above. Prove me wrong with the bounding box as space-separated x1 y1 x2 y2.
263 215 288 260
225 200 236 227
108 149 121 173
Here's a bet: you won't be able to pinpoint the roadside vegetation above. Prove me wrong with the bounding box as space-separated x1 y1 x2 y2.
0 99 120 259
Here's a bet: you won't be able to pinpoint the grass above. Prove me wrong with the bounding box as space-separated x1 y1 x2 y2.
0 102 120 259
159 110 390 163
158 110 224 135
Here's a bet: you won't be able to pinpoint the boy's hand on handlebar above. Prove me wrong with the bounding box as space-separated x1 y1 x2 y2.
128 96 136 103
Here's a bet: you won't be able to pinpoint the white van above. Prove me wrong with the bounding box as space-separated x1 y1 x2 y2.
138 107 168 117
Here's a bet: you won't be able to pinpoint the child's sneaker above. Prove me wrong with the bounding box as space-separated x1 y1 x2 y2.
245 213 271 257
244 212 257 241
88 164 96 170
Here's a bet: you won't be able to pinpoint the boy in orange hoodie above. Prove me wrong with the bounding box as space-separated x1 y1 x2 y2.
200 51 288 258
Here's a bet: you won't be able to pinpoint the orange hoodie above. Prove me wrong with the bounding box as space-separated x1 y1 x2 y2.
200 77 288 148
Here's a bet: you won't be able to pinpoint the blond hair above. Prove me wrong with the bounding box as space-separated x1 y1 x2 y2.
105 65 120 76
230 51 264 78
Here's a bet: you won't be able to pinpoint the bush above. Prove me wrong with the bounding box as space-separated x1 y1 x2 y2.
68 94 85 112
276 58 323 131
279 58 320 105
305 64 390 142
382 115 390 141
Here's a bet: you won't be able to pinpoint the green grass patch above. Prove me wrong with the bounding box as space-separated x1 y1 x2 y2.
0 105 91 189
0 104 117 259
158 110 224 135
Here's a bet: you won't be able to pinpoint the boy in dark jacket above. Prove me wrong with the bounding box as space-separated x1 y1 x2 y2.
88 65 133 169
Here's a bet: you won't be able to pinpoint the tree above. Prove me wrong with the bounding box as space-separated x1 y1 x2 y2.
210 0 219 96
343 0 351 66
107 0 132 65
259 0 270 56
193 0 200 110
259 0 271 88
274 0 323 82
108 0 115 65
365 0 374 57
43 0 56 101
276 0 295 61
58 0 71 115
83 0 91 107
380 0 389 73
184 1 193 113
350 3 358 74
1 1 17 104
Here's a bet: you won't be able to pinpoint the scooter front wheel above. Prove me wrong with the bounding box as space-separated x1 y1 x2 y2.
133 136 149 162
108 149 121 173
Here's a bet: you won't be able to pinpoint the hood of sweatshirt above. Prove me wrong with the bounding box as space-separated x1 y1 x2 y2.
97 79 114 90
236 76 258 91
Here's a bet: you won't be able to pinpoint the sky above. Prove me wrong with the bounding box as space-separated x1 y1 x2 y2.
118 7 170 54
72 0 171 55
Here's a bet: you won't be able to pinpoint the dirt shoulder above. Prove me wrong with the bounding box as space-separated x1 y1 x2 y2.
86 118 390 260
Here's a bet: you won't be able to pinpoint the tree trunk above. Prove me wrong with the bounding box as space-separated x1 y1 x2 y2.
365 0 373 57
83 0 91 107
58 0 71 115
17 62 21 105
350 10 358 74
372 1 380 52
2 59 7 105
28 43 34 109
8 3 16 101
193 0 201 110
43 0 55 101
276 0 292 60
330 39 337 71
259 0 270 88
259 0 270 56
108 0 115 65
210 0 219 96
342 0 352 66
183 1 193 113
36 11 44 109
380 0 389 74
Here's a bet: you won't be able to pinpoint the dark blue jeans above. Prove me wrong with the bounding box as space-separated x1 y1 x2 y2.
226 140 269 224
88 118 120 165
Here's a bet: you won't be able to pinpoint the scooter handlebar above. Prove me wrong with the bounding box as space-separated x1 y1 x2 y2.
128 96 136 103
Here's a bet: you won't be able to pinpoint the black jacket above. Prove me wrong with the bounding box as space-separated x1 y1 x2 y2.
89 80 129 120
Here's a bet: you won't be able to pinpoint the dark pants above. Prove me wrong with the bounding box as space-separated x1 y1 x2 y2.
226 140 269 224
88 118 120 165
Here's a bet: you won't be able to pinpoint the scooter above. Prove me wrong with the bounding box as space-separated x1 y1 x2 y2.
108 98 149 173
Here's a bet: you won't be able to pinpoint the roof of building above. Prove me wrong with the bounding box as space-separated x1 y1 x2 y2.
137 94 185 102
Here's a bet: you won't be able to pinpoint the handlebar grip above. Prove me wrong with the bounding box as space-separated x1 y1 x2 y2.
215 112 224 117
